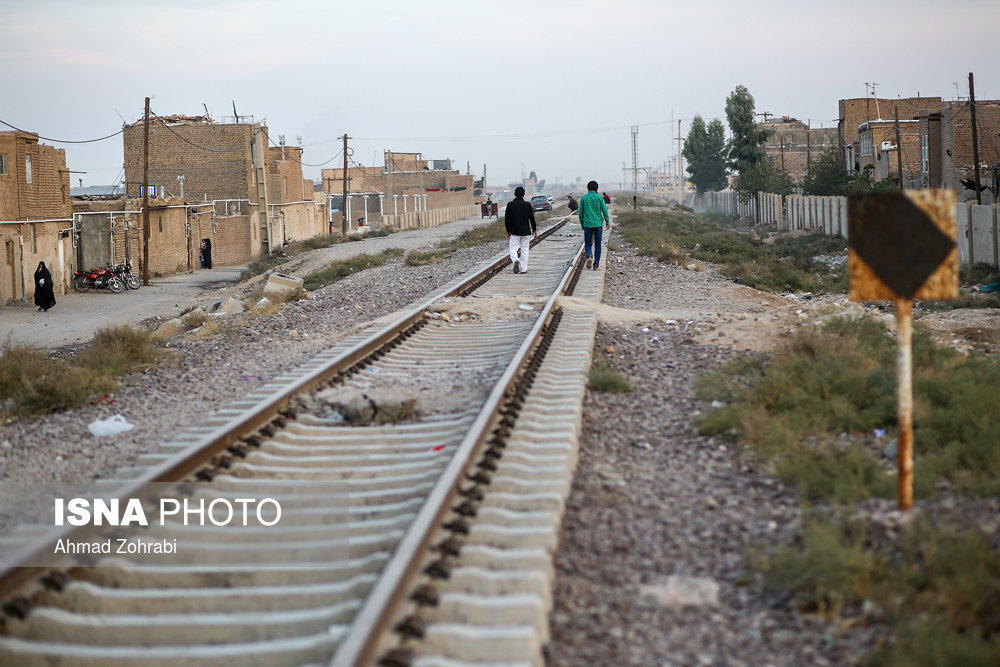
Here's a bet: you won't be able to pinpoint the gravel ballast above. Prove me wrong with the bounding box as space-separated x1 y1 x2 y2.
546 238 879 666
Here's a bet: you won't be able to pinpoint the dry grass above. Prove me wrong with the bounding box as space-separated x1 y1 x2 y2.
405 249 451 266
302 248 404 291
0 326 166 421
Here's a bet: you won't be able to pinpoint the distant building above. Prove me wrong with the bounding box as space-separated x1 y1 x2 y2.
320 150 473 229
760 117 838 183
857 119 921 186
838 96 943 174
919 101 1000 203
122 114 325 265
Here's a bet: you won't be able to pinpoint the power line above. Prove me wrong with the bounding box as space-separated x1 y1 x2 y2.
148 111 343 167
149 110 258 154
266 135 343 167
0 118 127 144
349 119 685 144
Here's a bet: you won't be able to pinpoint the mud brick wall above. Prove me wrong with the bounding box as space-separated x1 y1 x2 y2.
123 121 258 202
0 131 71 221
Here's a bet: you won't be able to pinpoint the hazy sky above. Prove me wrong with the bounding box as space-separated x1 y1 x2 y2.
2 0 998 190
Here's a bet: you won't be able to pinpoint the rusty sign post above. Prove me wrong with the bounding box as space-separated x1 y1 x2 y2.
847 190 958 510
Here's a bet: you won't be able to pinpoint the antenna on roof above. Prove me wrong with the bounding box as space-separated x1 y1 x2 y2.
202 103 211 121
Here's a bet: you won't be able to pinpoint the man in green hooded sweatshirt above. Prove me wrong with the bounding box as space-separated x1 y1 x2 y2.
578 180 610 270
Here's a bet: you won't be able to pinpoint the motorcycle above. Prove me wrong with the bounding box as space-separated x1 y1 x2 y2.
114 263 141 290
73 266 124 293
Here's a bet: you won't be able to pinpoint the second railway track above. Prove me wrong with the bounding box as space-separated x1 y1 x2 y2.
0 213 607 667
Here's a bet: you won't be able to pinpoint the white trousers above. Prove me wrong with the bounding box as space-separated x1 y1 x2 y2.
508 235 531 271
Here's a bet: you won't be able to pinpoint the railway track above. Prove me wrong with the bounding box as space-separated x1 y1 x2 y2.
0 213 606 666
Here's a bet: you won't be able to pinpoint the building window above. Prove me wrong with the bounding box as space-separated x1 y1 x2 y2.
860 135 873 158
920 135 929 175
0 153 7 175
25 154 32 184
29 224 36 253
158 215 163 233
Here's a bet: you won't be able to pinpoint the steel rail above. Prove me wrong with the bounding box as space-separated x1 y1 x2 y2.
329 235 584 666
0 214 573 613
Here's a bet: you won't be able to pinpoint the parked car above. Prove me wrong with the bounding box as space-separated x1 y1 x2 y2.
530 195 552 212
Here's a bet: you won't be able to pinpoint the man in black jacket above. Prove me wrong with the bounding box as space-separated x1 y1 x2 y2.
504 186 537 274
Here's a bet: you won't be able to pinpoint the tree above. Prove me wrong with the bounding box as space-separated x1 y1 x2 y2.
845 164 899 194
725 85 770 175
801 147 849 195
682 115 729 194
732 160 795 205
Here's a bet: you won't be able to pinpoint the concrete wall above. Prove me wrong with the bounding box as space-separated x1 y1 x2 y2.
269 202 327 244
957 202 1000 267
702 191 1000 269
382 204 477 230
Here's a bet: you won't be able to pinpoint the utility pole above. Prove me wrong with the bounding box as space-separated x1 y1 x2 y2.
342 134 349 235
631 125 639 209
969 72 982 205
142 96 150 286
894 106 904 188
677 119 683 196
383 149 392 222
780 141 786 171
806 119 812 173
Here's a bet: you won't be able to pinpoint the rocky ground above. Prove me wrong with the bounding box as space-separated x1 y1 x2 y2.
548 240 875 666
547 226 998 666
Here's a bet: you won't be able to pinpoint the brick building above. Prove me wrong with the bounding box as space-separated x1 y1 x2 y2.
919 101 1000 203
71 195 256 277
760 118 838 183
838 96 943 174
320 151 474 228
857 119 922 186
0 131 74 303
122 115 266 263
265 145 327 244
122 114 325 266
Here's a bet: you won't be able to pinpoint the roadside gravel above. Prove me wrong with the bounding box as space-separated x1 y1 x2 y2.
547 236 879 665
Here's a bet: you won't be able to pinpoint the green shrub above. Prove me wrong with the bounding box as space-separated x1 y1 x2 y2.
302 248 404 291
615 208 847 293
765 515 1000 665
588 360 633 393
698 314 1000 501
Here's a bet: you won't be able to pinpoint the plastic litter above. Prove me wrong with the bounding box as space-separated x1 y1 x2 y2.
88 415 135 437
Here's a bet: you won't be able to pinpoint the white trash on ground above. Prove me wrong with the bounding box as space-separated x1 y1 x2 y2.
88 415 135 437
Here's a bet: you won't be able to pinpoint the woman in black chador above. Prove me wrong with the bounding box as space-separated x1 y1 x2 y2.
34 261 56 312
200 238 213 269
